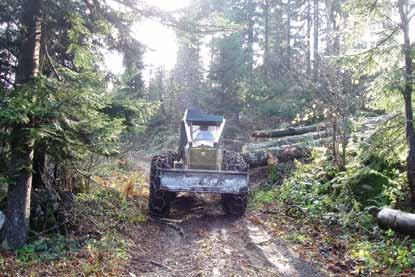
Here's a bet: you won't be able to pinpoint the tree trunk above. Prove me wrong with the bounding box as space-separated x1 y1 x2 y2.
286 0 291 70
325 3 332 56
340 115 349 169
4 126 35 248
398 0 415 206
3 0 42 249
313 0 319 82
332 116 338 163
32 142 46 189
264 0 269 80
326 1 340 56
332 2 341 56
306 0 311 75
247 0 254 82
274 0 283 77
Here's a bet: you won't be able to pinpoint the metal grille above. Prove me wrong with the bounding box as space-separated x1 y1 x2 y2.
189 148 217 170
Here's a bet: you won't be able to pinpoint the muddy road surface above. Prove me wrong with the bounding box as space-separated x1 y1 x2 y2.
127 193 326 277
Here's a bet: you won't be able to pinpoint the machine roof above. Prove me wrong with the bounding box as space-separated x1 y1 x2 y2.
185 109 224 125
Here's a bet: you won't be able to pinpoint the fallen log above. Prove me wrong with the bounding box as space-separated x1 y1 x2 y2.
244 115 394 169
243 144 315 168
251 115 393 139
244 129 333 152
361 115 396 126
252 123 326 139
376 208 415 235
243 136 334 169
246 128 376 154
244 129 381 169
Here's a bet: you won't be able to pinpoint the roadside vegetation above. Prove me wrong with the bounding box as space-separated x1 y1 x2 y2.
251 143 415 275
1 161 148 276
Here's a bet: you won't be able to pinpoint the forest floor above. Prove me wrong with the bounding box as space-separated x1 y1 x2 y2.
126 193 326 277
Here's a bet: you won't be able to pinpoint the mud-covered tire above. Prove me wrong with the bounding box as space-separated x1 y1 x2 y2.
149 151 178 217
222 193 248 217
221 151 248 217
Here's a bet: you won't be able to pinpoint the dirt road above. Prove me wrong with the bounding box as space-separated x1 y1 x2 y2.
127 194 326 277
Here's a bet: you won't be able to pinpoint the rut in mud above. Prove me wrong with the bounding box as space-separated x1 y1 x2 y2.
127 193 325 276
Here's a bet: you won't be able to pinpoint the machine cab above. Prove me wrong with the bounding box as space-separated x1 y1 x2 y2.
179 109 226 170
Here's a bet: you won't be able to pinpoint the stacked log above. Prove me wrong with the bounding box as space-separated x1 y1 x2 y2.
243 129 332 152
243 115 392 169
243 144 313 168
252 123 326 138
251 115 391 140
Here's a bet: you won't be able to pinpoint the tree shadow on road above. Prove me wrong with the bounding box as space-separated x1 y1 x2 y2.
127 193 326 276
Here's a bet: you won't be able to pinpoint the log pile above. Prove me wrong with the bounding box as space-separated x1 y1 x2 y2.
252 123 326 138
243 129 332 152
251 115 391 140
243 115 391 168
243 144 313 168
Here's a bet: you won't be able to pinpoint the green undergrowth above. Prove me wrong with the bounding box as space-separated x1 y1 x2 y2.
136 126 179 155
1 180 148 276
252 148 415 275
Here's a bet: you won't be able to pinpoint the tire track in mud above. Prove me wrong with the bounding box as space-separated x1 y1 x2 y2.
127 194 326 277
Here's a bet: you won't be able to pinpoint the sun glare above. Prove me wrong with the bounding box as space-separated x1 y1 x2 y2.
149 0 191 12
105 0 192 78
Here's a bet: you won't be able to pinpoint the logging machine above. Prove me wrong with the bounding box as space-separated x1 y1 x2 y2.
149 109 249 217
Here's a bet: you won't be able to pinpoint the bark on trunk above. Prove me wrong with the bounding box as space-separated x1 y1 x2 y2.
32 142 46 189
274 0 283 76
243 144 318 168
398 0 415 205
306 0 311 75
252 123 326 138
332 116 338 163
4 126 34 248
15 0 42 84
264 0 269 80
286 0 291 70
244 129 332 152
247 120 384 153
325 4 332 56
4 0 42 249
377 208 415 235
340 115 349 169
251 115 390 139
313 0 319 82
247 0 254 82
245 115 391 168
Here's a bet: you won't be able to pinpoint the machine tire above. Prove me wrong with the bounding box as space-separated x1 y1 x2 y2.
221 151 248 217
149 151 178 217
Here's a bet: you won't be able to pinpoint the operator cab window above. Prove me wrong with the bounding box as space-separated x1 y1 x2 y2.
192 124 217 147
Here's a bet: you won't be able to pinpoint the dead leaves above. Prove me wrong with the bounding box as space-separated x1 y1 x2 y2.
251 203 361 275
